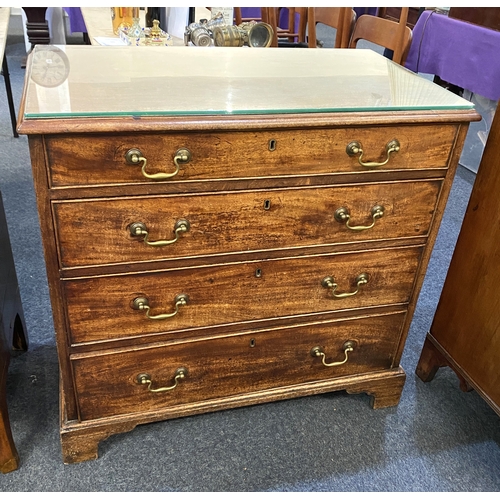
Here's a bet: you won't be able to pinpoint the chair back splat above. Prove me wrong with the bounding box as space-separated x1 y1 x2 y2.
307 7 357 48
235 8 307 47
348 8 412 65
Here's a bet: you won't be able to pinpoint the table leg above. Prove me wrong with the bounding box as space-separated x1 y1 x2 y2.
2 55 18 138
22 7 50 50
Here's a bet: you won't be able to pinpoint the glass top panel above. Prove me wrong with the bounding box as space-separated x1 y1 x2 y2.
23 45 473 119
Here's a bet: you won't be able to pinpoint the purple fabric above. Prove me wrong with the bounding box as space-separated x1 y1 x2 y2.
405 10 500 100
278 8 300 31
240 7 262 20
239 8 299 30
63 7 87 34
353 8 379 18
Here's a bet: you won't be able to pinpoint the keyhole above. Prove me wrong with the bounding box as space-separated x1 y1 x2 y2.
255 268 262 278
264 200 271 210
268 139 277 151
250 338 256 348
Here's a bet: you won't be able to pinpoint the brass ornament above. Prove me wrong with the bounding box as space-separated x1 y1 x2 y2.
184 13 274 48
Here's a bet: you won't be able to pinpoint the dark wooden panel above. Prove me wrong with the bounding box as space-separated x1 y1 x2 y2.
449 8 500 32
416 109 500 414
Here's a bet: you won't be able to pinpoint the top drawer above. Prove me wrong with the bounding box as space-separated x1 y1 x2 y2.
44 124 457 188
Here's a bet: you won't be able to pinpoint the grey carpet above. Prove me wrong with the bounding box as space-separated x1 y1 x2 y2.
0 13 499 492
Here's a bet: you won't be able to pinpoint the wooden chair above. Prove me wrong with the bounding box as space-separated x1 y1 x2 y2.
378 7 421 28
0 194 28 473
236 8 306 47
265 8 308 47
348 8 412 65
306 7 357 48
233 7 262 25
276 7 307 43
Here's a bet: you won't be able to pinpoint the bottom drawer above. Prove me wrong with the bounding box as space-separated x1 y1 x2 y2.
72 311 406 421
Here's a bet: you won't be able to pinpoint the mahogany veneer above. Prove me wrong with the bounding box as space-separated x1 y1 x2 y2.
416 108 500 417
18 49 479 463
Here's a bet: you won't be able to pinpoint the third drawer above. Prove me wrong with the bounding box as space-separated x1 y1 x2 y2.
63 245 422 345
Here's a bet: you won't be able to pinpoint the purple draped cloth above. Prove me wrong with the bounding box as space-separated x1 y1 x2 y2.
353 8 379 18
63 7 87 34
405 10 500 101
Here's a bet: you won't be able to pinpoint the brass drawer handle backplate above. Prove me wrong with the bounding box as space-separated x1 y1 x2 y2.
321 273 369 299
132 294 189 320
334 205 384 231
346 139 400 168
311 341 356 367
129 219 190 247
125 147 191 180
136 367 188 393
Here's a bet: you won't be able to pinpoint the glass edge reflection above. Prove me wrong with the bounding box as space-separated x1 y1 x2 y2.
24 103 474 119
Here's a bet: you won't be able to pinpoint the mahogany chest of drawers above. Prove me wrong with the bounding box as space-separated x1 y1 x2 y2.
18 46 479 463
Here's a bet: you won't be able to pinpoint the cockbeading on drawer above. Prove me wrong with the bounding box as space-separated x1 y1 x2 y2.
63 245 422 345
52 180 440 270
71 311 406 421
45 125 457 188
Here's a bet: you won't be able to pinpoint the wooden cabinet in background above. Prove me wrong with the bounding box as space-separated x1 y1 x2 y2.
416 108 500 417
448 7 500 32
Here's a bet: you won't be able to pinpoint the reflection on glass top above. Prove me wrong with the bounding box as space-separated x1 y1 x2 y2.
23 45 473 119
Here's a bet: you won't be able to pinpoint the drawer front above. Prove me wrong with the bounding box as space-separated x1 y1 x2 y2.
46 125 456 188
54 180 440 269
63 246 422 344
72 311 405 420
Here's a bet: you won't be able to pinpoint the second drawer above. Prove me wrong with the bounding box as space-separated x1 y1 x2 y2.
53 180 440 269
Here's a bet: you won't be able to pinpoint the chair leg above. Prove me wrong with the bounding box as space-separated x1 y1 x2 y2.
338 7 353 48
307 7 316 47
297 7 307 43
262 8 278 47
0 314 27 474
393 7 409 65
0 350 20 473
